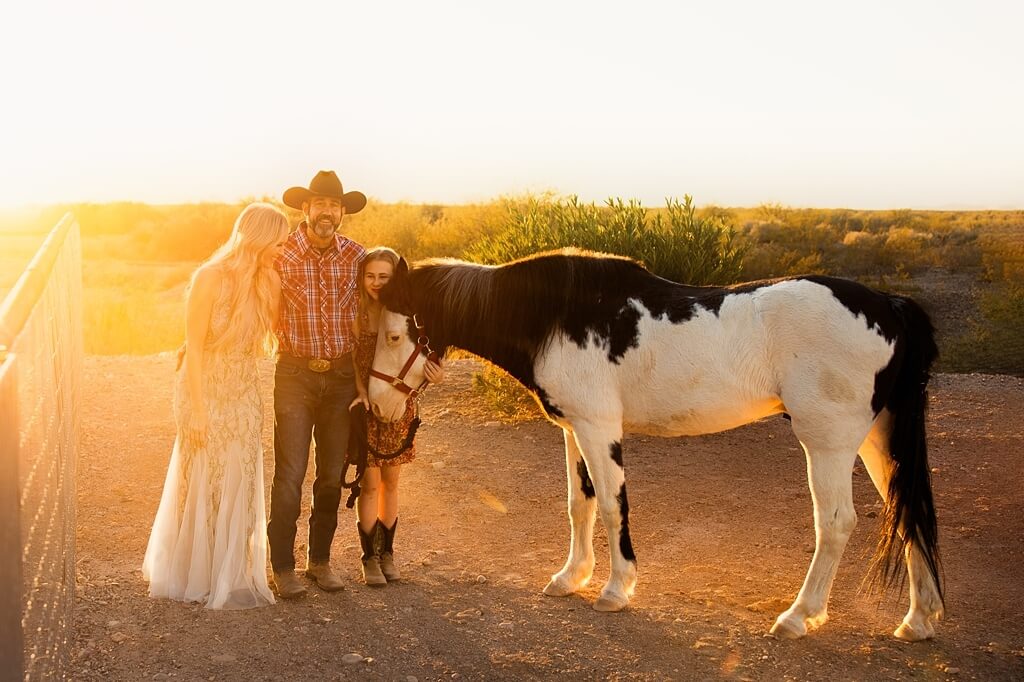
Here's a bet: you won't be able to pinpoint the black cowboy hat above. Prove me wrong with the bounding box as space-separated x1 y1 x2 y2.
283 170 367 214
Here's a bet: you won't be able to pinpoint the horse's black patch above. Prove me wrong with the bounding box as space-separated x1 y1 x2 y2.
802 275 911 415
535 387 564 419
616 483 636 563
610 441 623 467
804 275 901 344
576 460 595 499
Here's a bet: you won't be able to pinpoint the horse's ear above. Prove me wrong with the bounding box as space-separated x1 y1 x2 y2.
396 256 410 279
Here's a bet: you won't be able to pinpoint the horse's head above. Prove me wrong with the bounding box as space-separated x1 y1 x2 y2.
367 257 434 422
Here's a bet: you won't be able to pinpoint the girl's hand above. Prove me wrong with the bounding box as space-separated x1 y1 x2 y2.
186 409 208 450
350 391 370 411
424 359 445 384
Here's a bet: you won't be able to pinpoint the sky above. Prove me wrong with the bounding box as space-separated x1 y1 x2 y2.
1 0 1022 210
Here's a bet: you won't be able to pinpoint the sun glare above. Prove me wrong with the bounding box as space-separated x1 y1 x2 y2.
1 1 1021 209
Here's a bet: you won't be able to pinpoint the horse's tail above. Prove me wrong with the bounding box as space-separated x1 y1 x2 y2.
870 294 943 605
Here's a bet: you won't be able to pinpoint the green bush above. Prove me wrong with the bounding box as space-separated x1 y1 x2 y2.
467 195 747 286
942 283 1024 375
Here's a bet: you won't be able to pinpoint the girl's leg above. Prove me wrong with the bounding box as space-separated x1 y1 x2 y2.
378 464 401 526
356 467 386 586
378 465 402 581
356 467 381 534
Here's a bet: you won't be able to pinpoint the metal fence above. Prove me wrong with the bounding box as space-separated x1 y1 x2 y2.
0 215 83 682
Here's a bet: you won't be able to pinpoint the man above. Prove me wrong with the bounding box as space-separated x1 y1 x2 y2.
267 170 367 598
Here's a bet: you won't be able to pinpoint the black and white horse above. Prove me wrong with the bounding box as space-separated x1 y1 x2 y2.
368 249 943 641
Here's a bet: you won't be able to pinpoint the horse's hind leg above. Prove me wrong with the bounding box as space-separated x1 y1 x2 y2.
858 411 943 641
771 414 867 638
544 427 597 597
569 420 636 612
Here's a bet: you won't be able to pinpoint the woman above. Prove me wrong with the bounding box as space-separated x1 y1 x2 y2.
351 247 445 586
143 202 288 609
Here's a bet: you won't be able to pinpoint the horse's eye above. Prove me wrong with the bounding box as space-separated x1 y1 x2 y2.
389 334 401 343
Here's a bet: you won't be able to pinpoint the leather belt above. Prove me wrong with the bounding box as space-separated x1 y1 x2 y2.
278 354 351 373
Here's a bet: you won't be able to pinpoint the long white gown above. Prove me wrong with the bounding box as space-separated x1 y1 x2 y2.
142 278 275 609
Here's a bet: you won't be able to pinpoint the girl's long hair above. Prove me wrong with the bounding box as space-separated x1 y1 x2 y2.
356 246 401 327
192 202 289 356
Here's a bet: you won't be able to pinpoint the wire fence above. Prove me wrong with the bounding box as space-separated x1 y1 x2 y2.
0 215 83 682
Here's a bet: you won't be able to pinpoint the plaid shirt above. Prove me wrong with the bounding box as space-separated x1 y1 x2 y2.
275 224 365 359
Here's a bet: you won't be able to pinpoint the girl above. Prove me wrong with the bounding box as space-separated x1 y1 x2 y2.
350 247 444 586
143 202 288 608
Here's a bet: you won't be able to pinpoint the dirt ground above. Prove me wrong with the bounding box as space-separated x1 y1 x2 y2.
72 355 1023 681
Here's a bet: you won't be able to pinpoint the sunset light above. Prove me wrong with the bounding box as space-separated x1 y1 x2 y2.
2 0 1022 209
2 2 1023 680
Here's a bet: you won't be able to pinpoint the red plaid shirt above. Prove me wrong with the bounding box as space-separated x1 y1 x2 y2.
275 224 365 359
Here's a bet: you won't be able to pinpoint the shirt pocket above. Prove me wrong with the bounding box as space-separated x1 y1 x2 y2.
281 274 309 311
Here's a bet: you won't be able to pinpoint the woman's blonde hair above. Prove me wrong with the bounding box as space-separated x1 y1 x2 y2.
193 202 289 356
356 246 401 323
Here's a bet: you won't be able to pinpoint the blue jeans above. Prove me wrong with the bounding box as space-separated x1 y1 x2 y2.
267 356 357 572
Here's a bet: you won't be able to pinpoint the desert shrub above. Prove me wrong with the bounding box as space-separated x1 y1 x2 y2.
471 364 541 422
942 283 1024 375
416 201 510 259
468 195 746 285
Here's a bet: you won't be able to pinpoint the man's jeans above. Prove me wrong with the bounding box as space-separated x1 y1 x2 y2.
267 357 357 572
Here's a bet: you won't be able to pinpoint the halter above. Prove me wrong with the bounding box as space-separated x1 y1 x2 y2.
367 313 439 400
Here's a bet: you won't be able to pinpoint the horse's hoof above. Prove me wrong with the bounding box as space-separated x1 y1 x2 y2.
593 594 628 612
894 620 934 642
769 614 807 639
543 579 576 598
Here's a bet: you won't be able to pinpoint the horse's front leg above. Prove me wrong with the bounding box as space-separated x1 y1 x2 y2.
571 420 636 612
544 427 598 597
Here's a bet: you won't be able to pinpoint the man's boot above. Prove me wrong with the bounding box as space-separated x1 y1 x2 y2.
305 560 345 592
272 569 307 599
358 523 386 587
378 518 400 582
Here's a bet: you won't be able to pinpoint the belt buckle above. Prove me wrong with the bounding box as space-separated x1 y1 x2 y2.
308 358 331 373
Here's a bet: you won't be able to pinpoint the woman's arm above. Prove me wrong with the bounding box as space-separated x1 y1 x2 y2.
183 267 220 447
268 269 282 328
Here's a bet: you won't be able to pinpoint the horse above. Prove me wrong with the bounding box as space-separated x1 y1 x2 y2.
367 248 943 641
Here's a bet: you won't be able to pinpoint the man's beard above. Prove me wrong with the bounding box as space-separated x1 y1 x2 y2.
309 214 340 239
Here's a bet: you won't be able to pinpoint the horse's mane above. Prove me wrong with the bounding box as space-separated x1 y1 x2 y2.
402 249 656 385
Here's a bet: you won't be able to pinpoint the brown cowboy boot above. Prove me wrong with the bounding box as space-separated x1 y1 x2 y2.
272 569 307 599
358 523 386 587
305 560 345 592
378 518 400 582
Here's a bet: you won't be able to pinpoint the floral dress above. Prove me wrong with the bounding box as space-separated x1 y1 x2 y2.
354 328 418 467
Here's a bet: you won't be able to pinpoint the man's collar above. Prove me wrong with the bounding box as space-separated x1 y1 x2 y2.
295 221 341 256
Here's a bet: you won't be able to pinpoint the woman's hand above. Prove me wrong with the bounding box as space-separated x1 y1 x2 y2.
186 408 208 450
424 359 446 384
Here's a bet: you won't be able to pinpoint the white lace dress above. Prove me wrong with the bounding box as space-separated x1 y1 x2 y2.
142 279 275 609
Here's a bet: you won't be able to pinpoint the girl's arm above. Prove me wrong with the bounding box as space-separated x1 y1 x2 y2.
183 267 220 448
350 315 370 409
424 357 446 384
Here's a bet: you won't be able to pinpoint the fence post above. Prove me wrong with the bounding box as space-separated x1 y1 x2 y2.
0 352 25 680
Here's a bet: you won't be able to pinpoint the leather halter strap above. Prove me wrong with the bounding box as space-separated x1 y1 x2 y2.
368 314 438 400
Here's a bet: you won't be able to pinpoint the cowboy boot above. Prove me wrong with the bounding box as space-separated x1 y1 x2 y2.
272 569 307 599
305 559 345 592
358 523 387 587
378 518 401 582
